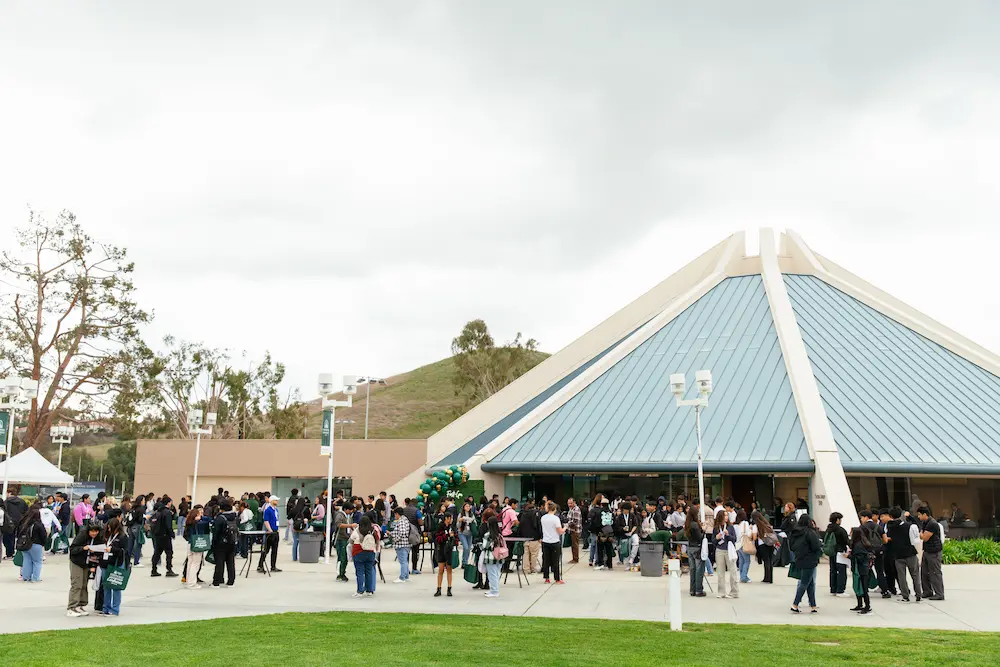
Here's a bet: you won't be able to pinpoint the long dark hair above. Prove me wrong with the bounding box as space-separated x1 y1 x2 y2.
751 510 773 537
487 516 501 542
684 506 700 534
106 517 125 540
20 507 41 529
850 526 871 549
359 515 373 537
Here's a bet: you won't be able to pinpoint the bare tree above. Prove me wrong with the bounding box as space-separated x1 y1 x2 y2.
0 209 151 452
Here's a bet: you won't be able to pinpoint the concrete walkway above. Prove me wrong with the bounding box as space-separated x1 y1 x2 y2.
3 537 997 635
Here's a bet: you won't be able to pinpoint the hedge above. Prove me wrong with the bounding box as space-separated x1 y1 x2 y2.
941 538 1000 564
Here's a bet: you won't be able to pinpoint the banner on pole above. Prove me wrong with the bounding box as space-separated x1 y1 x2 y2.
0 411 9 456
320 409 333 456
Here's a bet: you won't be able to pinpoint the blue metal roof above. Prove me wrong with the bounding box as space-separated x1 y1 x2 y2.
484 276 810 472
434 324 645 468
785 275 1000 474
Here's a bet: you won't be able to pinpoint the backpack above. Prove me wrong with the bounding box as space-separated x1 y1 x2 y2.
15 523 32 551
822 530 837 558
407 522 421 547
762 529 779 547
491 536 509 561
361 532 377 551
216 514 239 549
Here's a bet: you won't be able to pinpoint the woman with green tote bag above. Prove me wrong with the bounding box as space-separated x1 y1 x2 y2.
184 507 211 589
100 518 129 616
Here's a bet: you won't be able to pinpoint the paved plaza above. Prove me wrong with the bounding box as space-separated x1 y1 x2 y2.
3 537 998 635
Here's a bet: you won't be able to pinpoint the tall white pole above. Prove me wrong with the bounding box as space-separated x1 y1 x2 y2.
364 381 370 440
192 431 202 505
1 407 14 497
325 406 335 565
58 440 64 471
696 405 706 525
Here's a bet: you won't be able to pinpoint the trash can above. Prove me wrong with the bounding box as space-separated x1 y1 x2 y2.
298 532 323 564
639 541 664 577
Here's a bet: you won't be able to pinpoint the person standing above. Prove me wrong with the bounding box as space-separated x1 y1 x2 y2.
176 496 190 539
16 507 46 582
481 516 505 598
126 495 146 567
66 522 104 617
565 498 582 564
878 509 898 597
290 494 311 562
401 498 423 576
752 511 777 584
211 501 239 587
615 501 640 570
100 518 128 616
917 507 945 600
789 513 822 614
433 513 458 597
391 507 412 583
2 491 26 558
38 501 62 550
258 496 282 574
713 511 738 598
150 497 178 578
349 516 379 598
825 512 849 596
885 506 922 603
587 495 604 567
540 501 566 585
735 509 756 584
284 489 300 543
183 506 209 588
518 501 542 574
849 527 873 615
53 492 72 554
686 507 706 597
457 502 477 567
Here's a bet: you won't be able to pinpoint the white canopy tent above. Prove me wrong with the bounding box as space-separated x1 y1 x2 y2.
0 447 74 485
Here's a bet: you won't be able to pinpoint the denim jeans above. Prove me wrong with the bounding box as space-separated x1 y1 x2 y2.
353 551 377 594
292 531 301 561
177 515 186 540
458 533 472 566
738 550 751 582
589 538 597 564
689 548 705 594
486 563 501 594
793 566 818 608
128 526 143 565
102 587 122 615
396 546 411 580
20 544 44 581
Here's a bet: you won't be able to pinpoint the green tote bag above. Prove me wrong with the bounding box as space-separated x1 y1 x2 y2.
190 534 211 553
103 565 131 591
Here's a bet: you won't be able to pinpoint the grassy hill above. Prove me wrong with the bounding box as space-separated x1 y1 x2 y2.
305 353 547 440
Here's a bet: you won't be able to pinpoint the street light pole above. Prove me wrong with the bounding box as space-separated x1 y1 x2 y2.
670 370 713 525
358 377 386 440
1 376 39 497
187 408 217 505
319 374 358 565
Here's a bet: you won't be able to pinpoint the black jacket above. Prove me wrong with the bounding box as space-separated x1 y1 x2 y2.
213 510 239 551
69 529 105 568
5 496 27 525
613 512 640 539
886 519 916 559
518 509 541 540
687 523 704 550
104 532 128 567
863 520 884 553
56 501 71 526
788 525 823 569
151 504 173 538
20 519 46 547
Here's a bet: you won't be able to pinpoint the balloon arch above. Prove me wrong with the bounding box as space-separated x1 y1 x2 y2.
415 465 469 511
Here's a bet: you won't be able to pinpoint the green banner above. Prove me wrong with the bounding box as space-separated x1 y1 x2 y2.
0 411 9 455
320 409 333 455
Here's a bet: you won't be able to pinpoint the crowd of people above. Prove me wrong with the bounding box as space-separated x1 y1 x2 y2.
0 484 951 618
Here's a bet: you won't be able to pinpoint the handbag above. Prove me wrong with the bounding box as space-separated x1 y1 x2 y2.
741 527 757 555
463 563 478 584
12 551 23 567
449 550 460 569
103 564 131 591
205 549 216 564
562 532 571 548
190 533 211 553
727 542 738 563
788 562 802 579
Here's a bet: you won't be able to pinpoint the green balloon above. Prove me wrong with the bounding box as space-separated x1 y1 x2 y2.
434 470 448 480
452 473 462 483
429 490 440 502
419 483 431 493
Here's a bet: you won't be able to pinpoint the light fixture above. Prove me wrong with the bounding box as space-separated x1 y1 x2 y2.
670 370 713 523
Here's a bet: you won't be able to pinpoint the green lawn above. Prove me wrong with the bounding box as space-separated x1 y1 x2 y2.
4 613 999 667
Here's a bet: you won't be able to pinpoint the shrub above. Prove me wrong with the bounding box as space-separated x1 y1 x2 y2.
942 538 1000 564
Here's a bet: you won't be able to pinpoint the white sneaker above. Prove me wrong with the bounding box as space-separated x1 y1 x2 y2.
66 609 82 618
351 592 364 598
393 578 406 584
187 584 202 590
485 592 499 598
132 563 143 568
75 608 90 616
594 565 604 571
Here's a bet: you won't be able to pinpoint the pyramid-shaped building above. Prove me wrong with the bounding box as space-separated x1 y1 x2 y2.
392 230 1000 529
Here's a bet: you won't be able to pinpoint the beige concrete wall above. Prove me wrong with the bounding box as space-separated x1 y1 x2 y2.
135 438 427 506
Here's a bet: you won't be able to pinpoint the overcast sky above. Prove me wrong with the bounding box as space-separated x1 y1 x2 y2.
2 2 1000 397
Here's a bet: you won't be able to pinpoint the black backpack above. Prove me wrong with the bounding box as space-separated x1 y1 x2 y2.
0 506 11 536
15 523 33 551
216 514 239 549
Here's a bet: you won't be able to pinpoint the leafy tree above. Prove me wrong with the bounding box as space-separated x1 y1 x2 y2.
0 210 151 453
451 319 544 409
